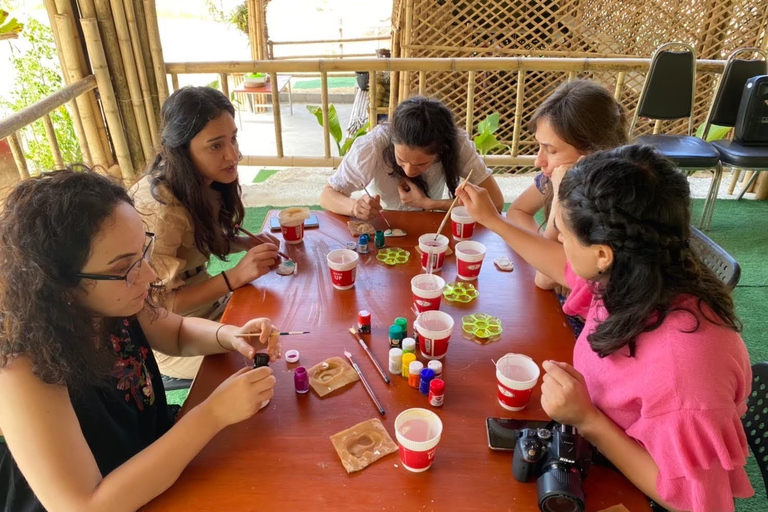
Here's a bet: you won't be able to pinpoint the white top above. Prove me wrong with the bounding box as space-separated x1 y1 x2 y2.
327 124 492 210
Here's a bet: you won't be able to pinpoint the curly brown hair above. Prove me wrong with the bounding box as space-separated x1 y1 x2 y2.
0 167 158 391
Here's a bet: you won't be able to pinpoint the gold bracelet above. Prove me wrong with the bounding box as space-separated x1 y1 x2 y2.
215 324 227 350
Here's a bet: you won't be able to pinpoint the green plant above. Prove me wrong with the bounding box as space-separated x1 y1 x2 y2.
246 72 266 79
0 18 81 174
473 112 509 156
228 2 248 36
306 104 368 156
0 9 23 39
695 122 731 141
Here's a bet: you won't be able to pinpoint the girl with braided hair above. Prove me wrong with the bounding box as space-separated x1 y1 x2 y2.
457 145 753 512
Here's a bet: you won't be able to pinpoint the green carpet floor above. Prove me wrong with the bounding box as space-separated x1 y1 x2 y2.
168 199 768 510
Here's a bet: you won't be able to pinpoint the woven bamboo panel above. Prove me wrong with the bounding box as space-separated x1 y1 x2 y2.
394 0 768 172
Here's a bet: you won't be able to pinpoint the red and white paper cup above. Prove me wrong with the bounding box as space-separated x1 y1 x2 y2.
496 353 540 411
278 208 307 244
411 274 446 313
326 249 359 290
415 310 454 360
455 241 486 281
418 233 449 272
450 206 476 241
394 408 444 472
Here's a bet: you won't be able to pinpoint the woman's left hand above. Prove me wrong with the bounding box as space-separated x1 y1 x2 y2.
540 360 598 429
398 178 429 209
228 318 282 361
239 232 280 250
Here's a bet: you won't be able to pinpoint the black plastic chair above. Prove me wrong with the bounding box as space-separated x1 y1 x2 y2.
689 226 741 289
742 362 768 496
161 374 193 391
630 43 721 179
698 48 768 230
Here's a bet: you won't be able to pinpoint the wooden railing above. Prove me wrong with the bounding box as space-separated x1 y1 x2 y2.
268 35 391 60
165 57 727 169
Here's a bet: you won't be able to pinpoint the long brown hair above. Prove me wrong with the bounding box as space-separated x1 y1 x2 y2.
147 86 244 259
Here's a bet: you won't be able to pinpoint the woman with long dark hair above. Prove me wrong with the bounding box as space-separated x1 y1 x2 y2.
132 86 279 379
0 169 279 512
320 96 504 219
458 145 753 512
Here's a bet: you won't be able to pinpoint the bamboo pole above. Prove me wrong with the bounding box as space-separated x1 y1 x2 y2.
269 71 284 158
122 0 159 146
369 68 378 129
390 31 400 114
171 73 179 92
68 100 93 166
320 70 331 158
728 169 742 194
511 70 526 158
401 0 414 104
614 71 626 101
755 172 768 200
143 0 169 104
220 73 230 98
247 0 258 61
653 119 662 134
388 70 397 120
567 71 577 81
8 132 30 180
109 0 154 161
81 18 135 182
133 0 161 122
94 0 146 169
54 13 109 167
418 70 425 96
42 114 64 168
465 70 475 133
239 154 535 168
270 36 390 46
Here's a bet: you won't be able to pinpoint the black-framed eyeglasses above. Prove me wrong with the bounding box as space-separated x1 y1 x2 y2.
76 232 155 288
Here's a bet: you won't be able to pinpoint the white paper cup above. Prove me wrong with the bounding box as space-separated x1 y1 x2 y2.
326 249 359 290
414 310 454 360
451 206 476 240
394 408 444 472
418 233 449 272
496 353 540 411
455 241 486 281
278 207 309 244
411 274 446 312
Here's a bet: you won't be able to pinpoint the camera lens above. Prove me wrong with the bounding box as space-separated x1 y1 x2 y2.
540 494 583 512
537 469 585 512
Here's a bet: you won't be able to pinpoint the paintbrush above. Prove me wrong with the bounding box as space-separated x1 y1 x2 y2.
235 331 309 337
235 224 291 260
348 327 390 384
434 169 474 240
360 183 392 229
344 350 385 416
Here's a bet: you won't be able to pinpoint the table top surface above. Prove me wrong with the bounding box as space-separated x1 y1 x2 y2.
232 75 291 94
142 210 651 512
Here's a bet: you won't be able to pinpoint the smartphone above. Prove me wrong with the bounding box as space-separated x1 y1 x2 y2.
486 417 551 451
269 214 319 232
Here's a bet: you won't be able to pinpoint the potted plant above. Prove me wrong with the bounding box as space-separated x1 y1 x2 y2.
244 72 267 88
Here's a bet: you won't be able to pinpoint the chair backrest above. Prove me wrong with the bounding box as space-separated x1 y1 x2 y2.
742 362 768 496
734 75 768 144
689 226 741 289
630 43 696 136
702 48 768 136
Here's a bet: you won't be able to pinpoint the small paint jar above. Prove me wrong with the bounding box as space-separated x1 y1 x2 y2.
429 378 445 407
419 368 435 395
395 317 408 336
358 310 371 334
375 230 385 248
294 366 310 394
402 337 416 354
428 360 442 378
253 353 270 369
401 353 416 378
408 361 424 388
388 324 404 349
389 348 403 375
357 234 370 254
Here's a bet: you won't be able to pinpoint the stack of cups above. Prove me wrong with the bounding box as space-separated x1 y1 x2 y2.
495 353 541 411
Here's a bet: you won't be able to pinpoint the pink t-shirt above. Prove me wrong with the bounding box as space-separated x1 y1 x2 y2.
562 264 754 512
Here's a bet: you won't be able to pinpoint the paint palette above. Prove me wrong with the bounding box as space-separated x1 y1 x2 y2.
376 247 410 265
442 281 479 303
462 313 502 344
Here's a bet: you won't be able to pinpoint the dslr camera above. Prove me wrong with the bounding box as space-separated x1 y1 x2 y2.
512 423 593 512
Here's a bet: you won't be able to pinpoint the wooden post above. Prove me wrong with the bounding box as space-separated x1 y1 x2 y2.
320 70 331 158
614 71 626 102
82 18 135 182
653 119 662 134
122 0 159 146
465 70 475 133
68 100 93 166
269 71 284 158
567 71 577 82
755 172 768 200
42 114 64 168
511 70 526 157
143 0 169 104
220 73 230 98
388 70 397 120
171 73 179 92
133 0 162 121
419 70 426 96
728 169 742 195
8 132 30 180
369 68 378 129
400 0 414 103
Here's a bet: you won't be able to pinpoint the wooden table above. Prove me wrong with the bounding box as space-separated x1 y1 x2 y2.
232 75 293 127
143 211 651 512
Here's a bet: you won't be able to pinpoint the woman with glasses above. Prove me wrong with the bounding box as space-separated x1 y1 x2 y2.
0 168 280 512
132 86 280 380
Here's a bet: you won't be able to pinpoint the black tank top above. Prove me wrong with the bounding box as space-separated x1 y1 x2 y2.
0 317 174 511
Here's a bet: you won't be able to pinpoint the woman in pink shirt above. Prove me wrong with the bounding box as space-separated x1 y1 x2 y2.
458 145 753 512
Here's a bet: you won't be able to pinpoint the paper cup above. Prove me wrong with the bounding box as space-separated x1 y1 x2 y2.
451 206 476 241
455 241 486 281
415 310 454 360
326 249 359 290
419 234 449 271
278 208 307 244
496 353 540 411
394 408 443 472
411 274 446 313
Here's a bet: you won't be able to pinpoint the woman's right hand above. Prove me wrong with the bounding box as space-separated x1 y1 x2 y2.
455 183 502 227
351 194 382 220
202 366 276 429
229 244 279 287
